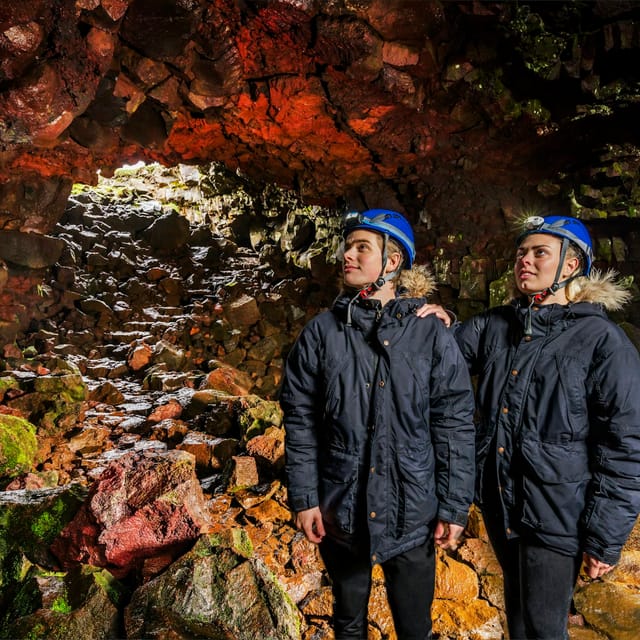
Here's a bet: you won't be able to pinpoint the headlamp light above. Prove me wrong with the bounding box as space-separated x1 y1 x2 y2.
523 215 545 230
343 212 362 228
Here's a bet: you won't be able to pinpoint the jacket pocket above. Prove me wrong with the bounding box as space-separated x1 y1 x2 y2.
554 353 589 440
475 420 494 504
319 447 359 535
396 444 436 536
519 439 590 536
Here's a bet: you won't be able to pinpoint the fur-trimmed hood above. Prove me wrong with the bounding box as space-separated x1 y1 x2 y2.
564 269 632 310
397 264 437 299
509 269 632 311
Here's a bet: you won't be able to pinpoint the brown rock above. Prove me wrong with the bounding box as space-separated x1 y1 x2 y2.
573 580 640 640
457 536 502 575
228 454 260 489
431 597 503 639
233 479 280 510
224 294 261 327
147 398 183 422
245 426 285 471
176 432 238 470
204 364 253 396
244 497 291 525
299 585 333 618
127 342 153 371
435 550 479 601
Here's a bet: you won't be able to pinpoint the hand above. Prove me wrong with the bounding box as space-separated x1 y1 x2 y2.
415 303 451 327
582 553 614 579
434 520 464 551
295 507 326 544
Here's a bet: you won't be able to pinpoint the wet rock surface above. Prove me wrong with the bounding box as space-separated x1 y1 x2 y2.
0 178 638 639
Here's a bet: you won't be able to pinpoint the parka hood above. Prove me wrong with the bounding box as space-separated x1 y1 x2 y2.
397 264 437 299
510 269 631 311
565 269 632 311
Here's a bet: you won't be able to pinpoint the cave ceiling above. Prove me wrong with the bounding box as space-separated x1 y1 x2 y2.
1 0 640 223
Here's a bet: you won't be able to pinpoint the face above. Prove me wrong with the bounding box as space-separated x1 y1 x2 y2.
514 233 579 300
342 229 385 289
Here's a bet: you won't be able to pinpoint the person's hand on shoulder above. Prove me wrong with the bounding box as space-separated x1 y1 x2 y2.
295 507 326 544
415 303 453 327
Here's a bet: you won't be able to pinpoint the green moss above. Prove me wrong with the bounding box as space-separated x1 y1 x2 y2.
489 268 515 308
50 594 72 614
92 568 125 607
22 622 47 640
0 415 38 478
0 375 19 401
30 499 67 544
508 6 565 79
206 528 254 559
4 571 42 620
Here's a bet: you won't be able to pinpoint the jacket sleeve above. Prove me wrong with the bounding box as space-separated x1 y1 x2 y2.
279 321 322 514
452 312 490 375
429 323 477 527
581 329 640 565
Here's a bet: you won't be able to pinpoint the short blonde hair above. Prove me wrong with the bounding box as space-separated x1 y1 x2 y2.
564 242 587 301
385 236 406 284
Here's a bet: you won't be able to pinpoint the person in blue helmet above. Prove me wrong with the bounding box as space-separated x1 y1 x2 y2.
280 208 476 639
417 214 640 639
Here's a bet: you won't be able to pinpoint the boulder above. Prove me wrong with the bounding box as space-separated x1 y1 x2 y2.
124 529 303 639
50 450 212 578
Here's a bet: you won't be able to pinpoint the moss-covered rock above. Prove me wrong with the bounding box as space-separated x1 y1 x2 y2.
237 396 284 442
0 415 38 480
0 484 86 604
124 529 302 639
2 363 87 437
0 564 123 640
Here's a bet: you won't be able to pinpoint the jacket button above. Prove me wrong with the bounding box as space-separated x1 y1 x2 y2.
383 339 389 346
502 407 508 414
511 369 518 376
524 335 532 342
498 447 505 454
372 554 377 563
370 466 375 474
370 511 376 518
379 380 385 387
506 528 512 535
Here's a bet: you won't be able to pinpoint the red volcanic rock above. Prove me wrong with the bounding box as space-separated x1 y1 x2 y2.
50 449 212 578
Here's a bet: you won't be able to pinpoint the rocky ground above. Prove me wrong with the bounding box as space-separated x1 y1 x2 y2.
0 169 638 639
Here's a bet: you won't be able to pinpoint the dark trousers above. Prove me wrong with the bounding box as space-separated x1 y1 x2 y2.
482 503 582 640
319 535 435 640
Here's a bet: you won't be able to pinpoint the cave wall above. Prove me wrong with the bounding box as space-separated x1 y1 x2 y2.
1 1 640 338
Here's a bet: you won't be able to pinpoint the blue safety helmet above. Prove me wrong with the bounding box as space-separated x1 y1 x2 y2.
517 215 593 277
342 208 416 268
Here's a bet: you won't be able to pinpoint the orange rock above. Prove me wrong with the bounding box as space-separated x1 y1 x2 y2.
435 549 479 601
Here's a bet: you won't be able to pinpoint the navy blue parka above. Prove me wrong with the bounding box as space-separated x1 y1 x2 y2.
455 281 640 564
281 267 476 564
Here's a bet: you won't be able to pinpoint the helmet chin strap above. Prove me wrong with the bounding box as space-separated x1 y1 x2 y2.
523 238 579 335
